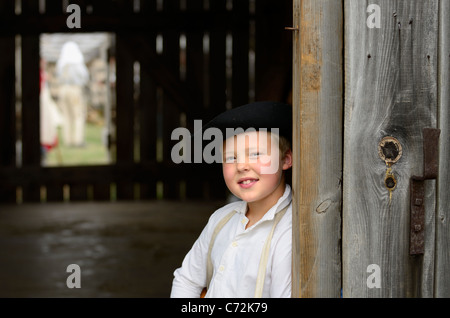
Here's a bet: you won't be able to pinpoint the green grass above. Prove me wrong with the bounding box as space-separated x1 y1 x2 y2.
45 123 110 166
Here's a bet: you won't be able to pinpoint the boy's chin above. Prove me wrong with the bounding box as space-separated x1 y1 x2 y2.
236 193 260 203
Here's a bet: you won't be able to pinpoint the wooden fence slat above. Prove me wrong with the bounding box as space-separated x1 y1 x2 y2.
138 2 158 200
343 0 439 297
209 0 226 114
292 0 343 298
184 0 206 199
205 0 229 200
231 0 249 107
161 0 181 200
0 1 16 203
21 32 41 202
115 34 135 200
435 0 450 298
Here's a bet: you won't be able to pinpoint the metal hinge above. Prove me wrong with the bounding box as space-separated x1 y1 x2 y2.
410 128 441 255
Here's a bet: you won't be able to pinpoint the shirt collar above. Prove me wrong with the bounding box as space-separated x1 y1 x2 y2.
235 184 292 221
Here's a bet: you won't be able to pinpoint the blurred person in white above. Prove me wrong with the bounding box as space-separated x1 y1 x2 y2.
40 58 62 164
56 41 89 147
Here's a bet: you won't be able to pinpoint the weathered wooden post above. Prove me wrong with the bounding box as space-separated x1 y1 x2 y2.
292 0 449 297
343 0 449 297
292 0 343 297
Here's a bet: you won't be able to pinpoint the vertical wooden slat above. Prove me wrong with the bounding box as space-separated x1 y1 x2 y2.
343 0 439 297
115 33 135 200
184 0 205 199
21 0 41 202
231 0 249 107
435 0 450 298
0 0 16 203
205 0 228 200
162 0 181 200
114 1 136 200
138 0 158 200
292 0 343 298
209 0 226 113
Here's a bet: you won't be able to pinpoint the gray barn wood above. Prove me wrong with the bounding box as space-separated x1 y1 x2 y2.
343 0 439 297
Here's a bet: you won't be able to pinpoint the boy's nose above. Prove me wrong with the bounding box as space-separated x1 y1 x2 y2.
236 160 250 172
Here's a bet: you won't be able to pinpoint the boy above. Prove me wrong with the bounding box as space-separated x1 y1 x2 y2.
170 101 293 298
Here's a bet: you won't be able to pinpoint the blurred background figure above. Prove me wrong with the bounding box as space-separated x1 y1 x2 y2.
56 41 89 147
40 58 63 165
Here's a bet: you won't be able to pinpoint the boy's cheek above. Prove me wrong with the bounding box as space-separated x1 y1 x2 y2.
259 157 280 175
222 165 234 181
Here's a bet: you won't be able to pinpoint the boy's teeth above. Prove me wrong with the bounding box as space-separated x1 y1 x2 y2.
242 180 254 184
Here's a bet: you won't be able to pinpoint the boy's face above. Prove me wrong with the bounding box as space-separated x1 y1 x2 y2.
222 131 292 204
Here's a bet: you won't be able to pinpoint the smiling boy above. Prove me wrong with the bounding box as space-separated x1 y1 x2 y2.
170 101 293 298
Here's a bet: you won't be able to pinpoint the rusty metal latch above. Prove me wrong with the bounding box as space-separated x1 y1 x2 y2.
410 128 441 255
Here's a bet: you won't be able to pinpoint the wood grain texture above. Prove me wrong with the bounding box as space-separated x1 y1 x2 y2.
435 0 450 298
292 0 343 298
343 0 439 297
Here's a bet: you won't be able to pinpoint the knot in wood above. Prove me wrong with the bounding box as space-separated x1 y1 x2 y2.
378 136 402 164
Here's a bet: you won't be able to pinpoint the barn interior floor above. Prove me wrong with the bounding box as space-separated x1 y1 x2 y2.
0 200 225 297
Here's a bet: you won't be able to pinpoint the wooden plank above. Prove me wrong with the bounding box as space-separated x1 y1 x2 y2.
138 1 158 200
0 11 249 35
0 163 221 185
435 0 450 298
21 0 41 202
204 0 229 200
115 34 135 200
209 0 227 113
292 0 343 298
0 1 17 203
231 0 249 107
161 0 181 200
184 0 205 199
343 0 439 297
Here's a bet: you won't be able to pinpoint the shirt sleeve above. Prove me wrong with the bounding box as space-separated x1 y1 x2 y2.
269 224 292 298
170 214 215 298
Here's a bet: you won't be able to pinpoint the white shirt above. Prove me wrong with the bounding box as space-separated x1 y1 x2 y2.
170 185 292 298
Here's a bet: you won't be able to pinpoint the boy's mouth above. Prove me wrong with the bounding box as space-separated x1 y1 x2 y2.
238 178 259 188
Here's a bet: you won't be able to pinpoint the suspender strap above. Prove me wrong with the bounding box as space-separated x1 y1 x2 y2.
254 205 288 298
206 210 236 288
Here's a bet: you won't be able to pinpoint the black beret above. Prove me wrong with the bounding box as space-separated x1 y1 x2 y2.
196 101 292 143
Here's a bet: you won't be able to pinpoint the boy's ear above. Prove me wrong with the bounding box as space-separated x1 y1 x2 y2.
282 149 293 170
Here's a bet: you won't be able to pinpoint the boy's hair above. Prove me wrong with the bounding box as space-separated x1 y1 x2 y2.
278 135 292 158
277 134 292 186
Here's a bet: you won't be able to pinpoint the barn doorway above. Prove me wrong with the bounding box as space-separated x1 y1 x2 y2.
38 33 114 167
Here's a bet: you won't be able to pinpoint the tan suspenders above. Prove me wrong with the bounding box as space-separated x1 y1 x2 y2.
205 204 289 298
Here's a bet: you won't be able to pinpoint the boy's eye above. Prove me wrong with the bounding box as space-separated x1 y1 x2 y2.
225 156 236 162
249 152 261 158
